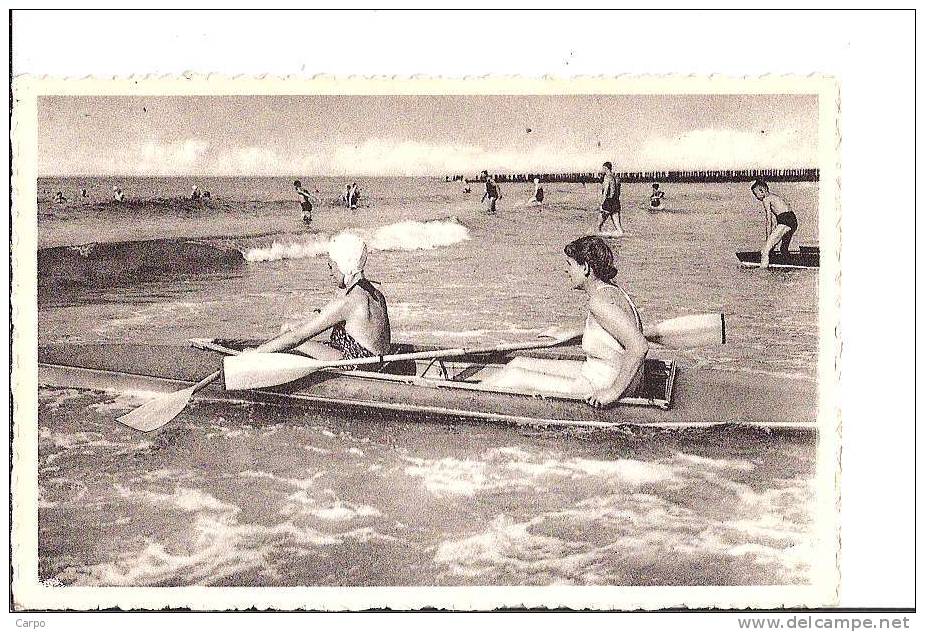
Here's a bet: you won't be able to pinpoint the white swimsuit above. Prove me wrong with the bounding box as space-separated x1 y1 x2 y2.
483 284 644 398
578 284 644 393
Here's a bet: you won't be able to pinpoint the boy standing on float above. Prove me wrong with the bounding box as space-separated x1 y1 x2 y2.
750 179 799 268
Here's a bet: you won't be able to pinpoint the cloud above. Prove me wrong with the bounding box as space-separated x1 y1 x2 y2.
71 138 212 176
331 139 606 176
638 128 815 170
84 138 607 176
136 139 210 174
210 146 330 176
44 130 817 177
214 146 286 175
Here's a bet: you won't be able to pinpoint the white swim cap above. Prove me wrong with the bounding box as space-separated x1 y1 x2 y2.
328 232 368 289
113 185 118 190
534 178 540 184
192 185 198 190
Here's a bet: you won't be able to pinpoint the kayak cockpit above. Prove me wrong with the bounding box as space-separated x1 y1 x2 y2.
192 338 676 410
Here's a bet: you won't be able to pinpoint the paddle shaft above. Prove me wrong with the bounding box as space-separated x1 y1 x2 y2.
252 312 722 372
192 344 241 391
192 370 223 394
222 333 579 390
189 343 244 391
280 336 576 370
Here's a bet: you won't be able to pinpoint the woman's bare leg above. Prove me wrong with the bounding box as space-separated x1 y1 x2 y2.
480 357 588 396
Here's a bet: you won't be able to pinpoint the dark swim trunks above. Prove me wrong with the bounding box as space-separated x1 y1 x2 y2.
299 200 313 224
775 211 798 230
328 323 377 370
601 197 621 215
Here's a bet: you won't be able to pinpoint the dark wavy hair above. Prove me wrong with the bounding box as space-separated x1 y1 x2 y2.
564 236 618 282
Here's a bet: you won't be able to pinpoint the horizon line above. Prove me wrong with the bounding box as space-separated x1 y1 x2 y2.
38 167 821 179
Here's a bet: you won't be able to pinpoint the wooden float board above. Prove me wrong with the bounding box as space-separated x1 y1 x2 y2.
736 246 819 269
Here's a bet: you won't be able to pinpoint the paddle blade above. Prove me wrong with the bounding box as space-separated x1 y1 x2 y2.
116 385 197 432
223 353 323 390
645 313 726 349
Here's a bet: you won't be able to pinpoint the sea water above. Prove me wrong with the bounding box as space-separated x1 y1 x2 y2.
34 176 819 586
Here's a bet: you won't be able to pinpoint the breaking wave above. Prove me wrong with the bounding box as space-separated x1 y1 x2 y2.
242 218 470 263
38 238 245 289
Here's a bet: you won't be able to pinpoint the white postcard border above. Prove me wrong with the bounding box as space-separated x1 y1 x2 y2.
11 74 841 611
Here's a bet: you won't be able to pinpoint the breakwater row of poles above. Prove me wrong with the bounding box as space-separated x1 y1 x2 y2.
448 167 819 184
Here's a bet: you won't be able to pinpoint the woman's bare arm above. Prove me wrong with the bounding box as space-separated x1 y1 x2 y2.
254 296 349 353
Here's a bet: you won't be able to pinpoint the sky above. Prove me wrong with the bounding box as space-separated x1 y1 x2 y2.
37 94 819 177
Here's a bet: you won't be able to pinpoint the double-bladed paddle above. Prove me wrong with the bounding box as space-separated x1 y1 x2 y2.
114 329 578 433
224 312 726 391
116 312 725 432
645 312 725 348
223 328 583 390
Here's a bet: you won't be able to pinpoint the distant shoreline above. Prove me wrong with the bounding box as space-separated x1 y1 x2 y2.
37 168 820 182
454 167 820 185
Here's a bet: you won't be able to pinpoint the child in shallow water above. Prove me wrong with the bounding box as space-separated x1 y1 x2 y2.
293 180 316 225
649 183 665 208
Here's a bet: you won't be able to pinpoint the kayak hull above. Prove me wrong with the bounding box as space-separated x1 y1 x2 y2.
36 341 817 430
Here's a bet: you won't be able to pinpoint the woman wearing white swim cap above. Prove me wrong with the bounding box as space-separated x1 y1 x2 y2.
247 232 391 367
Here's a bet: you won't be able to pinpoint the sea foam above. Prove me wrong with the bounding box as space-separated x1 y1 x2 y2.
242 218 470 263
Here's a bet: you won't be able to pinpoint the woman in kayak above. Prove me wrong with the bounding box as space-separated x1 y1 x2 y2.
482 235 649 408
249 232 391 366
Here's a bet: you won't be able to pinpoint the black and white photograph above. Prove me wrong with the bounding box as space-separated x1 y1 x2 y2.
8 9 915 619
12 75 840 609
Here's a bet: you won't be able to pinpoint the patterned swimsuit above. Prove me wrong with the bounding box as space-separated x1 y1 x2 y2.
328 323 377 369
327 279 382 370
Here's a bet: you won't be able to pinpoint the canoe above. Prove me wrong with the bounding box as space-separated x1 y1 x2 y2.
736 245 819 269
37 339 817 430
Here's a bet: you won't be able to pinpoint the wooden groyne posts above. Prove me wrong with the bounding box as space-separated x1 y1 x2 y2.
458 168 819 184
